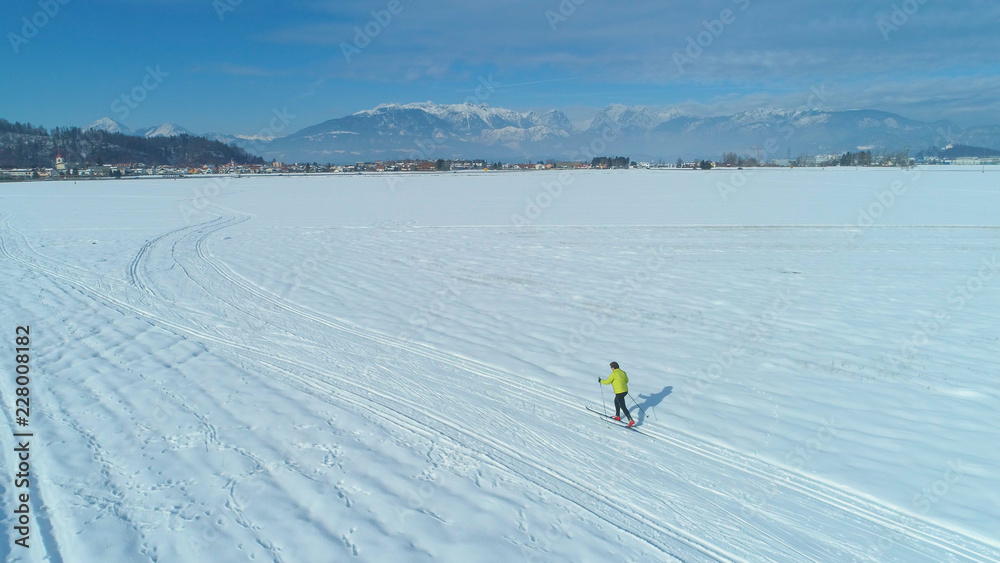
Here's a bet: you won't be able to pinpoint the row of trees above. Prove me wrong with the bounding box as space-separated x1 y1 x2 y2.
590 156 632 169
0 119 264 168
433 160 504 170
712 149 914 168
0 120 47 136
818 150 911 168
719 152 761 168
832 151 874 167
676 158 727 169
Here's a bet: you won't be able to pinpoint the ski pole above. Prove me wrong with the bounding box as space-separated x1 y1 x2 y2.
600 380 608 417
627 393 651 420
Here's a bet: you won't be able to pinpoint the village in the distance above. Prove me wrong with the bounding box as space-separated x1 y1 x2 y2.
5 148 999 182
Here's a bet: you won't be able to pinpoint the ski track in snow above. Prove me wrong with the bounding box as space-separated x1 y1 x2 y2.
1 170 998 563
188 209 999 562
118 206 959 560
2 210 717 561
2 211 696 561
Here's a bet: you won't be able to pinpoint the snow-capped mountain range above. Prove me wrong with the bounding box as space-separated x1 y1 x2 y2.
587 104 686 137
86 118 193 139
85 103 1000 162
86 118 270 150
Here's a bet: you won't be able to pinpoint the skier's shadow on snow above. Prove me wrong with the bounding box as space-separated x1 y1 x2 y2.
633 386 672 421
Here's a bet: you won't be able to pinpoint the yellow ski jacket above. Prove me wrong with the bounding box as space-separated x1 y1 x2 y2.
600 369 629 394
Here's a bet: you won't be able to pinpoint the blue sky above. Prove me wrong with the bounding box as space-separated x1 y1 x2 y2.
3 0 999 135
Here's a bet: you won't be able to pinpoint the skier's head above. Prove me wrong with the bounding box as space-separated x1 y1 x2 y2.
609 361 619 370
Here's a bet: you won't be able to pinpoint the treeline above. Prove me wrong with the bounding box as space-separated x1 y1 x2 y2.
833 151 874 167
719 153 760 168
0 120 47 136
591 156 632 169
0 118 264 168
818 150 911 168
715 149 914 168
917 144 1000 159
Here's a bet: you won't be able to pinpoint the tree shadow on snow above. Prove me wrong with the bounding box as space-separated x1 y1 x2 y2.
632 386 672 422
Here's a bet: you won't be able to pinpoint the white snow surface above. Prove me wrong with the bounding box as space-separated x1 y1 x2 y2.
1 167 999 562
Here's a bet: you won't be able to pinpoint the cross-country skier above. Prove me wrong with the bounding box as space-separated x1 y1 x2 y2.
599 362 635 427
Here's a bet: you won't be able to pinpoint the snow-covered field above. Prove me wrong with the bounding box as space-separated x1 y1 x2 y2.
1 167 998 562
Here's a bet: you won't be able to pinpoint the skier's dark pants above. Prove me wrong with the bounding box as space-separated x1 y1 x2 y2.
614 392 632 420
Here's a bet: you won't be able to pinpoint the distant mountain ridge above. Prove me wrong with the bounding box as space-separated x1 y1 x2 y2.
920 144 1000 159
589 104 687 137
264 102 577 162
86 118 193 139
0 118 262 168
259 103 1000 163
81 103 1000 163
